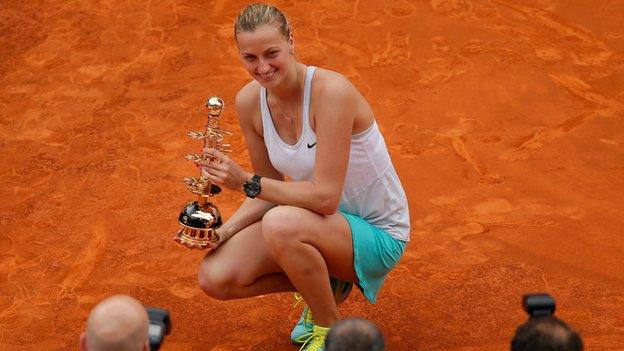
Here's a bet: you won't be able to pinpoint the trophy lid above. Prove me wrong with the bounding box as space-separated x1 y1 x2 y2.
206 97 224 117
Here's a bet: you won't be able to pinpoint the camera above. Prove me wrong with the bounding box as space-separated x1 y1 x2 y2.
522 293 556 317
146 307 171 351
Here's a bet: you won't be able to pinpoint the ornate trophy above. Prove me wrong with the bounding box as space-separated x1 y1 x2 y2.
176 97 232 245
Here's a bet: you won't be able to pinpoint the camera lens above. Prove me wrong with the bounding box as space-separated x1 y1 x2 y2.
522 293 556 317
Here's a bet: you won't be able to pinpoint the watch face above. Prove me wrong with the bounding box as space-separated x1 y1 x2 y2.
245 179 261 197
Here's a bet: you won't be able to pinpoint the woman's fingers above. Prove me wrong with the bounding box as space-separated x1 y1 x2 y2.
201 160 227 172
173 236 198 249
201 168 227 184
203 147 228 162
172 236 218 251
195 148 245 191
195 155 229 173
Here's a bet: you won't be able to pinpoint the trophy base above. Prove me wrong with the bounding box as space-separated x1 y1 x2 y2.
176 199 222 246
176 226 220 245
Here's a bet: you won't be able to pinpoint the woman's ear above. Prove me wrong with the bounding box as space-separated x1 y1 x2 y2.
289 34 295 55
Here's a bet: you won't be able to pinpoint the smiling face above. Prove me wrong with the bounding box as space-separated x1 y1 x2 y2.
236 24 294 88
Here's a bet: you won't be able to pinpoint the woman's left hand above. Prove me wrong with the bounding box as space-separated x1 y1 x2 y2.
196 148 251 192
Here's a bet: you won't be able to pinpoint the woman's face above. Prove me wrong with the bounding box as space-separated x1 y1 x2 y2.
236 24 293 88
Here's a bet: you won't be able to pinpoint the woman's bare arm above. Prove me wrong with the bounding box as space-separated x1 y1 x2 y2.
252 73 356 215
217 82 285 240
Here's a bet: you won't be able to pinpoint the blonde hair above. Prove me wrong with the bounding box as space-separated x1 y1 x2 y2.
234 3 291 40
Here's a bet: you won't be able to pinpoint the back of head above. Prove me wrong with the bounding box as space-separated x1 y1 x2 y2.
83 295 149 351
511 315 583 351
326 317 385 351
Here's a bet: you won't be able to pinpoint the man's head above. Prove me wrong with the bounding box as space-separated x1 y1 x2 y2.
325 317 385 351
80 295 149 351
511 315 583 351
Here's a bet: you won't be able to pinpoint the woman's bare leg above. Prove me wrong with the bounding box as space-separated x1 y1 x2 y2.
198 207 356 328
197 221 294 299
261 206 356 327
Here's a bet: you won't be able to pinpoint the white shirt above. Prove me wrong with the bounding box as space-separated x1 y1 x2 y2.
259 66 410 241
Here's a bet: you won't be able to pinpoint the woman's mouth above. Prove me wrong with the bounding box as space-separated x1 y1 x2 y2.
258 69 277 80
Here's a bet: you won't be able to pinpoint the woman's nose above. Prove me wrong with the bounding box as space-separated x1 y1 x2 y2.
257 59 271 73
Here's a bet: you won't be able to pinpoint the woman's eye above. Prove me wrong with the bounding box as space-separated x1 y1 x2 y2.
244 56 255 62
266 51 278 57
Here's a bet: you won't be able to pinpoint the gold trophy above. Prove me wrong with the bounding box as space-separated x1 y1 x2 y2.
176 97 231 245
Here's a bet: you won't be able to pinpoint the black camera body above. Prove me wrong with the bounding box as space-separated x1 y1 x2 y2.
522 293 556 317
146 307 171 351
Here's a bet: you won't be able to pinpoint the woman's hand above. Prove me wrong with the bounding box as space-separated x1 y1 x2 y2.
172 227 225 252
196 148 251 192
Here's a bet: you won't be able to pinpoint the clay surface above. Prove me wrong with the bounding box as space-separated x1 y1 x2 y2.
1 0 623 350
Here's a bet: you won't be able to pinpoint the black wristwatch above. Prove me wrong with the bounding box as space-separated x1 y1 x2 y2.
243 174 262 198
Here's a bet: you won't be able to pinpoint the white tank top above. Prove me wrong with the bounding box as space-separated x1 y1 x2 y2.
260 66 411 241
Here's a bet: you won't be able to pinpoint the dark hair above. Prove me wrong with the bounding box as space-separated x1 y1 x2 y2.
511 315 583 351
234 3 291 40
326 317 385 351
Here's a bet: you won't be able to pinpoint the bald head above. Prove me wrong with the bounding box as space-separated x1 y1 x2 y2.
81 295 149 351
511 315 583 351
326 317 385 351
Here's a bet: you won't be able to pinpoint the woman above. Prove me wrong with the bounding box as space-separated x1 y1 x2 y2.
174 4 410 350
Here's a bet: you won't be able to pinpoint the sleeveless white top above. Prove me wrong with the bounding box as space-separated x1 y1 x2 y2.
260 66 410 241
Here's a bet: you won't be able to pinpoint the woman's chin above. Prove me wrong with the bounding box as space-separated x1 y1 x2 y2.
256 74 280 88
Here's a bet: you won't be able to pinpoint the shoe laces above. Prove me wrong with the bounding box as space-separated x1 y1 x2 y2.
293 293 304 309
293 293 314 325
299 325 329 351
303 307 313 325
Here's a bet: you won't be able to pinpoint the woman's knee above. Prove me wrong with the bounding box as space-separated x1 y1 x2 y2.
262 206 304 254
197 262 238 300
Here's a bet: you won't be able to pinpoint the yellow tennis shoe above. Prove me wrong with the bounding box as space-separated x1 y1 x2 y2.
299 325 329 351
290 277 353 344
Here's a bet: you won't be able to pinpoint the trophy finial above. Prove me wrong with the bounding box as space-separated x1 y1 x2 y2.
206 97 224 117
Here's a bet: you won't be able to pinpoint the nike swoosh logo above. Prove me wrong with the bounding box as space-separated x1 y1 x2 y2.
307 141 317 149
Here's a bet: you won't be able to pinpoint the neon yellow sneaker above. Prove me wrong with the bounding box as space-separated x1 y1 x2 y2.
299 325 329 351
291 293 314 344
291 278 352 344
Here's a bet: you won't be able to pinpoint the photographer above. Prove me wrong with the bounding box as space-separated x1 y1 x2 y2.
80 295 149 351
511 294 583 351
325 317 385 351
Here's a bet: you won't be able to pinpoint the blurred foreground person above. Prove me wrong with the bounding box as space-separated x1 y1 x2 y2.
511 315 583 351
79 294 149 351
325 317 385 351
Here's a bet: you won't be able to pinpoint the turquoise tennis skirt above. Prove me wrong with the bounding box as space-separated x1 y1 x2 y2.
339 211 407 304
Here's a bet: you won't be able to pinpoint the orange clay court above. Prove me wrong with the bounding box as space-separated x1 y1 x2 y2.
1 0 623 350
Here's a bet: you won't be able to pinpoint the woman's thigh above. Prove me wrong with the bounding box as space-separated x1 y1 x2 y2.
199 221 282 287
200 207 356 289
262 206 356 283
